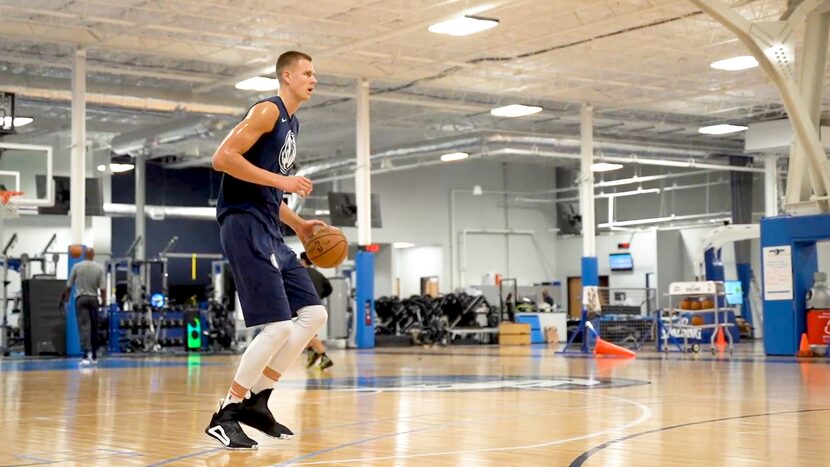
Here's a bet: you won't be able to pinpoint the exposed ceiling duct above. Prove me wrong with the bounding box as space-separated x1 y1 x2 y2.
110 115 230 156
284 131 760 212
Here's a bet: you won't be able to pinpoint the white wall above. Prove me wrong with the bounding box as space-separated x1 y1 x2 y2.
556 230 656 290
334 160 558 293
395 245 443 297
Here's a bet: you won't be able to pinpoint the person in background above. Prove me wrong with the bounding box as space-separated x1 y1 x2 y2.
62 248 106 366
300 252 333 370
541 289 554 307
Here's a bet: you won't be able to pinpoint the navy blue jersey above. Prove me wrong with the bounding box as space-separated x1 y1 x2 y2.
216 96 299 238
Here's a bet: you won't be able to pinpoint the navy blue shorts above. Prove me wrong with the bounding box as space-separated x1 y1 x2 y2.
220 213 321 327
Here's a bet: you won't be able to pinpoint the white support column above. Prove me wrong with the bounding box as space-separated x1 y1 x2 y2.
70 47 86 244
580 103 596 257
355 78 371 245
765 156 780 217
135 152 146 261
786 11 830 205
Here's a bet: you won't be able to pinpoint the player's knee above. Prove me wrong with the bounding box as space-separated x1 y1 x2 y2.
259 320 293 344
298 305 327 330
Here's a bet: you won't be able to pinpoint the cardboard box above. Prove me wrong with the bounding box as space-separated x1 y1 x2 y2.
499 322 531 345
544 326 559 344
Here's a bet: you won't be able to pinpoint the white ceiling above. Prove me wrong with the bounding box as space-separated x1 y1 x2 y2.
0 0 818 169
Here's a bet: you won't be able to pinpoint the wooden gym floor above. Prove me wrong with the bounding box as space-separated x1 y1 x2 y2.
1 344 829 466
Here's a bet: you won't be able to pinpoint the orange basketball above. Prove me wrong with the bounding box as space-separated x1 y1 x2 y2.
701 298 715 310
690 315 705 326
689 299 702 310
69 244 84 259
302 224 348 268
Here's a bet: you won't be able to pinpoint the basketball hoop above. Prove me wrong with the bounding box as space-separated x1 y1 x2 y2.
0 191 24 219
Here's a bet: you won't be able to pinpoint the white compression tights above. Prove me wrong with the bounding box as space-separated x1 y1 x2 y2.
250 305 328 394
225 320 293 403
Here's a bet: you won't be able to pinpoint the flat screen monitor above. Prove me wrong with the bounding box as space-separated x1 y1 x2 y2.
724 280 744 305
327 192 382 228
609 252 634 271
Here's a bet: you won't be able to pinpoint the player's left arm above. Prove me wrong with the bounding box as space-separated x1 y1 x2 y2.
279 202 324 242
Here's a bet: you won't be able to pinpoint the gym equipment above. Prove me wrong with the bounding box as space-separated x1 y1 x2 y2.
106 237 226 354
0 233 63 355
374 292 498 346
21 278 66 356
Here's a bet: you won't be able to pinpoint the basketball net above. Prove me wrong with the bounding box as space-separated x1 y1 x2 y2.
0 191 23 219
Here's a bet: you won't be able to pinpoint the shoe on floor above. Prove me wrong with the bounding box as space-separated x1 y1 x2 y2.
238 388 294 439
205 399 259 450
319 354 334 371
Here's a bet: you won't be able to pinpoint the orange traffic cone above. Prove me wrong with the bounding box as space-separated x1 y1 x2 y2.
594 336 636 358
797 333 813 357
715 327 727 346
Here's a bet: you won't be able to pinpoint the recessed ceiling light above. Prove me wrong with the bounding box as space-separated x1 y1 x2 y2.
698 124 748 135
591 162 624 172
428 15 499 36
235 76 280 92
490 104 543 118
710 55 759 71
393 242 415 249
440 152 469 162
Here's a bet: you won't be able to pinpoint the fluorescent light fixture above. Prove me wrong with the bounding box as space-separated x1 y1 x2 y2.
97 163 135 173
597 187 660 198
591 162 623 172
314 209 330 216
440 152 469 162
235 76 280 92
393 242 415 249
710 55 758 71
428 15 499 36
2 116 33 127
698 124 748 135
490 104 543 118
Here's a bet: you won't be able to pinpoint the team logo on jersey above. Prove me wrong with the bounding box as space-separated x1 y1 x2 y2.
279 130 296 174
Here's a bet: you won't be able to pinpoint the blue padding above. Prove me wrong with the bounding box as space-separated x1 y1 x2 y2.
760 214 830 355
354 250 375 349
581 257 599 287
515 315 544 344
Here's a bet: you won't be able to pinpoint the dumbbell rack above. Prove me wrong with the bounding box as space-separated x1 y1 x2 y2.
108 307 186 353
660 281 735 354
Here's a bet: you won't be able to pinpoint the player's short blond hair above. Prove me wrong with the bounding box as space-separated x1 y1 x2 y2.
276 51 312 84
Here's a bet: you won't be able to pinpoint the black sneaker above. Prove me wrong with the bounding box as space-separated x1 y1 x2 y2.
238 389 294 439
306 350 322 368
319 354 334 371
205 399 259 450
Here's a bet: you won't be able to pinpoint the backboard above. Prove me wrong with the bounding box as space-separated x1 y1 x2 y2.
0 143 54 207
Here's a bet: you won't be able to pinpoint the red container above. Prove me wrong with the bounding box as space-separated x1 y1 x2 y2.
807 310 830 345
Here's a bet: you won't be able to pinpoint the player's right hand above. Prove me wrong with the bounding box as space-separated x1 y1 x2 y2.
279 175 313 197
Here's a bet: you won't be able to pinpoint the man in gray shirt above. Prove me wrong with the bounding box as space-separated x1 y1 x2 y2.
63 248 106 365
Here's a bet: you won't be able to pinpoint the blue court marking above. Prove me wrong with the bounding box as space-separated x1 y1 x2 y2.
0 358 228 373
273 374 649 391
273 425 436 467
144 448 223 467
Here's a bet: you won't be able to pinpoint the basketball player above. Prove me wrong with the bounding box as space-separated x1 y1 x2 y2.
299 252 334 370
206 51 327 450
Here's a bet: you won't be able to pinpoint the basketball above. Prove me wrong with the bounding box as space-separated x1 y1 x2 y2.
303 224 348 268
69 244 84 259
